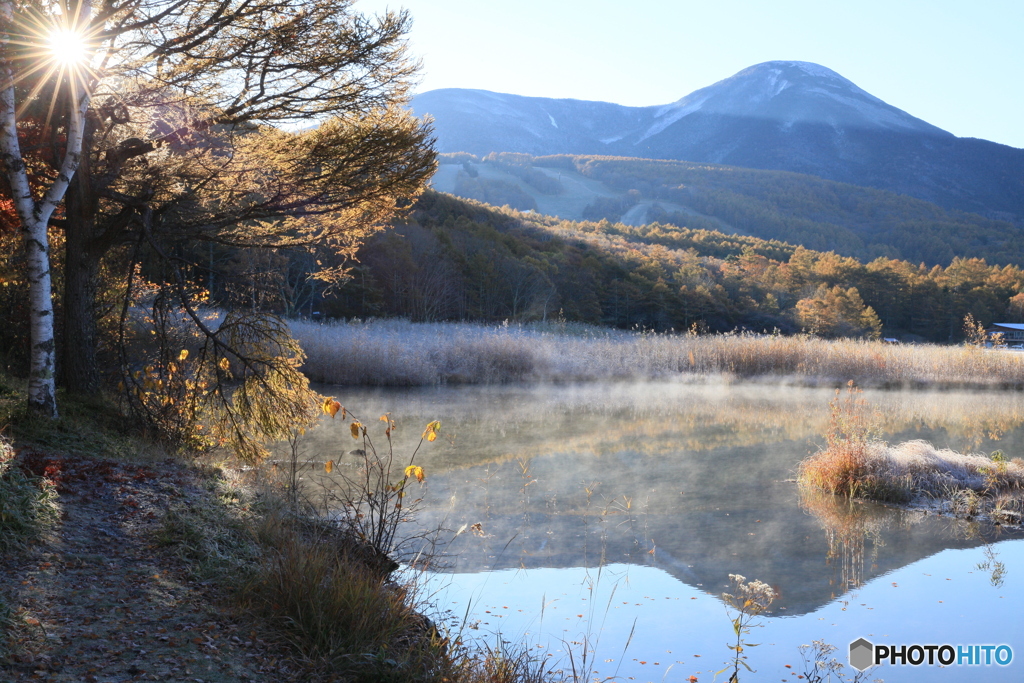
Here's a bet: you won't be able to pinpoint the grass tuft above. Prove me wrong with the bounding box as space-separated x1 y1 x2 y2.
241 522 449 681
0 434 60 553
798 382 877 498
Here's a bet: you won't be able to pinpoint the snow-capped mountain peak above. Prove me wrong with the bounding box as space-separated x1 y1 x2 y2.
642 61 943 141
410 61 1024 222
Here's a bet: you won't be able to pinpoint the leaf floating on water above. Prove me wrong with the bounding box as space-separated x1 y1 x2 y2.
325 460 334 473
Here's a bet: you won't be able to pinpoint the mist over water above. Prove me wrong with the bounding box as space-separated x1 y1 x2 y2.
291 382 1024 682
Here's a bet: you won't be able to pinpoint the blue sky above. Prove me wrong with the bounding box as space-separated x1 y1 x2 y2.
359 0 1024 149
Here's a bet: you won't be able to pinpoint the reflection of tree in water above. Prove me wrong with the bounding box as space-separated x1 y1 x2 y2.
800 490 897 593
800 488 1003 596
976 545 1007 588
869 394 1024 453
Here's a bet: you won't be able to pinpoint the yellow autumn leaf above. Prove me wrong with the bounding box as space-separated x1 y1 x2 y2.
380 414 389 422
404 465 425 483
350 421 362 439
325 460 334 473
323 398 341 418
422 420 441 442
219 357 231 371
179 349 189 361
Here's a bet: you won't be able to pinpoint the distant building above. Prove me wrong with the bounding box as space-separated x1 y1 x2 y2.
986 323 1024 344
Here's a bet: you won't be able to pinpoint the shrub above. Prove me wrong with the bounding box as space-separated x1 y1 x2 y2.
798 382 874 497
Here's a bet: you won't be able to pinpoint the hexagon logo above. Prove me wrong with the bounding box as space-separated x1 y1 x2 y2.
849 638 874 671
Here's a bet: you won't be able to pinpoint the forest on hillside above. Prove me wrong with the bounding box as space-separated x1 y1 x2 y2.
326 191 1024 343
440 153 1024 268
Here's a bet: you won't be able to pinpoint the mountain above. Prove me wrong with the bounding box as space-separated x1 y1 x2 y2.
412 61 1024 223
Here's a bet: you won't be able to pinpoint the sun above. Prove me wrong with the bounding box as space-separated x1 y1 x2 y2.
47 28 89 66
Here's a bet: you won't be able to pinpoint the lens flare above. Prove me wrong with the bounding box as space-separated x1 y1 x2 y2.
48 29 88 65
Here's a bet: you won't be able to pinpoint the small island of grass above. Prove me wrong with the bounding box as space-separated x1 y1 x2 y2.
798 382 1024 525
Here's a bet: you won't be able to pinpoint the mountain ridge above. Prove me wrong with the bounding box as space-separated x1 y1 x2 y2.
412 61 1024 223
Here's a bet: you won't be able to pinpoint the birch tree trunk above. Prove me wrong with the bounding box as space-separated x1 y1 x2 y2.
0 0 92 418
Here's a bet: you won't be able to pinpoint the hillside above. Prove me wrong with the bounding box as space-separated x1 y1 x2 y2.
326 191 1024 342
430 152 1024 267
411 61 1024 224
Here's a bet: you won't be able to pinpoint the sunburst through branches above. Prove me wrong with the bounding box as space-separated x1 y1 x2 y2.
2 0 101 123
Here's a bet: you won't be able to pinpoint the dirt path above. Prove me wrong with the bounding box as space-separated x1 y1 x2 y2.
1 454 291 683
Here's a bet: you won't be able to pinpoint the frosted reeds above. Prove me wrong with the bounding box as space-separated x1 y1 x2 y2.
290 318 1024 388
857 440 1024 497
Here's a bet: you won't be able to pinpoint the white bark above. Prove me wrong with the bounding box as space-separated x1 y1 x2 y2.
0 0 93 418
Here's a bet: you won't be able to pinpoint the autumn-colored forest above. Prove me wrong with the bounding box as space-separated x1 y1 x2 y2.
326 191 1024 343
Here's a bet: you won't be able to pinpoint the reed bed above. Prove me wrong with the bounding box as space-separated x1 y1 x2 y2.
290 318 1024 388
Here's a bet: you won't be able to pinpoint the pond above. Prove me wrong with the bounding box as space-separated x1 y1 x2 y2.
292 382 1024 682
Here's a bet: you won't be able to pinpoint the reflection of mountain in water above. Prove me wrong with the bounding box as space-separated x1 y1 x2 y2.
293 383 1024 615
411 440 1019 617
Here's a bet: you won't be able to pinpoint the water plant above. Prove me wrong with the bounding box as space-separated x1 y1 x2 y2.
797 640 880 682
717 574 776 682
976 544 1007 588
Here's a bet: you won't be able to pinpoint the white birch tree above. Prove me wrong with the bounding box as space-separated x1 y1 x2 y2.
1 0 435 428
1 0 93 417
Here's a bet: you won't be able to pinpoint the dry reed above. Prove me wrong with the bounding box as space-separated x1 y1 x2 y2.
290 319 1024 388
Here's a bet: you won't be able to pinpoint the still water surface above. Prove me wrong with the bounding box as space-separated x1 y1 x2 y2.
297 382 1024 682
